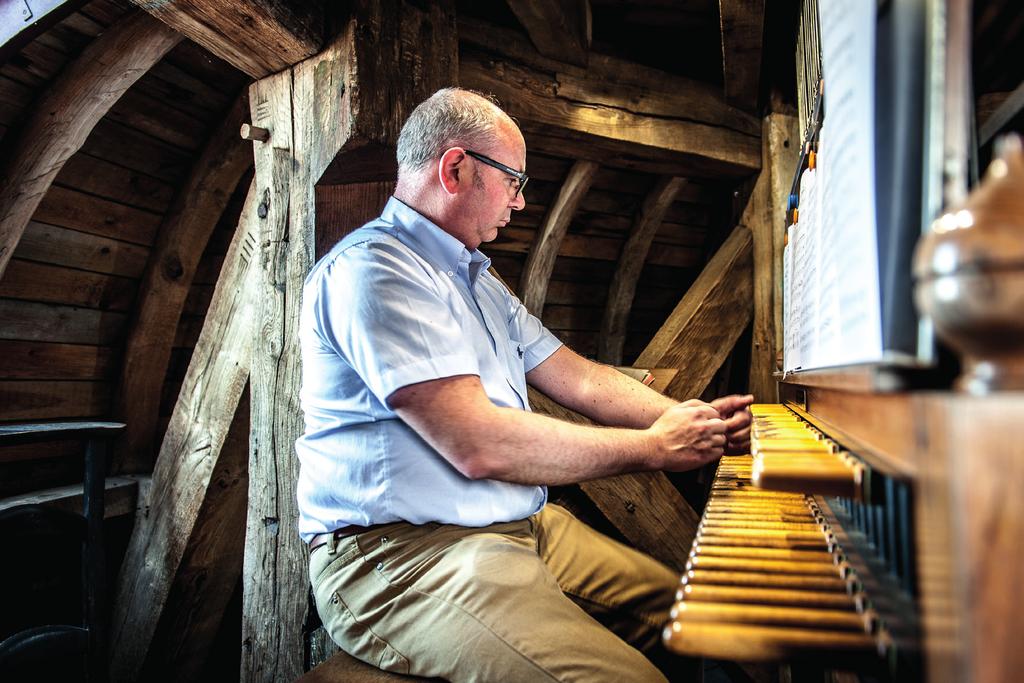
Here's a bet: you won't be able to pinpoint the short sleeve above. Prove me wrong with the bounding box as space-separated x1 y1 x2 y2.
310 239 481 405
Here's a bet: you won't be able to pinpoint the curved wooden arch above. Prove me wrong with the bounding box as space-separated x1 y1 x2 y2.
520 159 598 315
112 93 254 474
0 11 181 279
597 176 685 364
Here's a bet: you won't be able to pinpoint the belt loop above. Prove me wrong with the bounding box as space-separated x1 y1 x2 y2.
326 530 340 556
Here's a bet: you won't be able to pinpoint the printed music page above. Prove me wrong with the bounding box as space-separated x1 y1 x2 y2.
816 0 883 366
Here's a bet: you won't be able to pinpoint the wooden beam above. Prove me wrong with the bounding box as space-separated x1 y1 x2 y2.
457 17 760 177
598 176 686 364
111 93 254 475
129 0 324 79
317 1 460 186
0 11 181 280
634 225 754 401
718 0 766 111
139 393 250 683
109 184 260 683
744 113 798 403
520 159 598 314
505 0 591 67
979 80 1024 147
244 65 302 683
458 18 760 139
242 4 457 680
460 51 760 178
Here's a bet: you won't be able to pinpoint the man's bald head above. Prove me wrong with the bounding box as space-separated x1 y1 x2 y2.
396 88 518 180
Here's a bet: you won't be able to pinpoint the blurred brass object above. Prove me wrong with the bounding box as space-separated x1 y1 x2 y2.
914 134 1024 393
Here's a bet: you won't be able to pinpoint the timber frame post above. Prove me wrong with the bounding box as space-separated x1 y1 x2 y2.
242 2 457 680
744 112 799 403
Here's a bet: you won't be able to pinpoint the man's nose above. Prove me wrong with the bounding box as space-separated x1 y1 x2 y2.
510 189 526 211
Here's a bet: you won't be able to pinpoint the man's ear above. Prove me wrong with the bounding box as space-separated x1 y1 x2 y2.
438 148 466 196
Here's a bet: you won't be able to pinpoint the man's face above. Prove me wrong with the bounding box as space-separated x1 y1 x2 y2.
463 124 527 249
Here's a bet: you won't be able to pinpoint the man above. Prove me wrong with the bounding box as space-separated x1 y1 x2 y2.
298 87 752 682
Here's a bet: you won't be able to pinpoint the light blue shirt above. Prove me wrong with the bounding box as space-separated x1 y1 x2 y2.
295 197 562 542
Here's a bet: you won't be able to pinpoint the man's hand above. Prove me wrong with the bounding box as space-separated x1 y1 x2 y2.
648 399 728 470
710 394 754 454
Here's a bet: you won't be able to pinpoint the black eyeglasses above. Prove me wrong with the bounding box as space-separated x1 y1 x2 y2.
465 150 529 197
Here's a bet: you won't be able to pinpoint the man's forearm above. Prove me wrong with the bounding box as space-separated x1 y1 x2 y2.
460 405 663 485
528 347 678 429
561 361 678 428
390 373 727 487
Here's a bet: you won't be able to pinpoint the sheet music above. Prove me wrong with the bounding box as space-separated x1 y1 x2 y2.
784 0 884 372
818 0 882 365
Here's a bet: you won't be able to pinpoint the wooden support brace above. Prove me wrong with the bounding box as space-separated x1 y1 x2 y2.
139 394 250 683
109 183 260 682
505 0 591 67
129 0 324 79
598 176 686 365
635 225 755 402
520 159 598 315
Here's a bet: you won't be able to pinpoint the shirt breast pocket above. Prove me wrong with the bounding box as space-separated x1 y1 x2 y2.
507 337 525 370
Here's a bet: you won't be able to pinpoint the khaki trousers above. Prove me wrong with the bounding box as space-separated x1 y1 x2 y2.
309 504 680 682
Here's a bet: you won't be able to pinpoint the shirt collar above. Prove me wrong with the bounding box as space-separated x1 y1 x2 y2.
382 196 492 283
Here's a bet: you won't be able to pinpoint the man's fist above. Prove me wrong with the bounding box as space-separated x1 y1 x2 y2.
710 394 753 454
649 399 727 470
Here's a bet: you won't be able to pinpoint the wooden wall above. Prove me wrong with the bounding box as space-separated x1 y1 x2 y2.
0 0 249 495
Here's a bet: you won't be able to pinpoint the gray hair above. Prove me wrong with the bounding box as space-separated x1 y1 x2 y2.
396 88 513 177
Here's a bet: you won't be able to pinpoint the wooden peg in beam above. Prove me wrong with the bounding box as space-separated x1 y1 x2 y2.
240 123 270 142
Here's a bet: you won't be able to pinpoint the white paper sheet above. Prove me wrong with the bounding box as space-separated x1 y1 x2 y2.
809 0 883 367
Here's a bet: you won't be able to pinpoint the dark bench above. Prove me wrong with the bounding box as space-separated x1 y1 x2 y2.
0 421 125 682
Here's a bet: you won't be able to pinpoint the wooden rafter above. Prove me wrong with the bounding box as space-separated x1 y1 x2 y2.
129 0 324 79
520 159 598 315
458 17 760 178
505 0 591 67
718 0 766 111
0 11 181 280
634 225 754 401
111 93 254 475
461 52 760 178
598 176 686 365
110 184 260 683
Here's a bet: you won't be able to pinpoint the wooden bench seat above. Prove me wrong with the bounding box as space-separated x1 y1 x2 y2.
296 651 441 682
